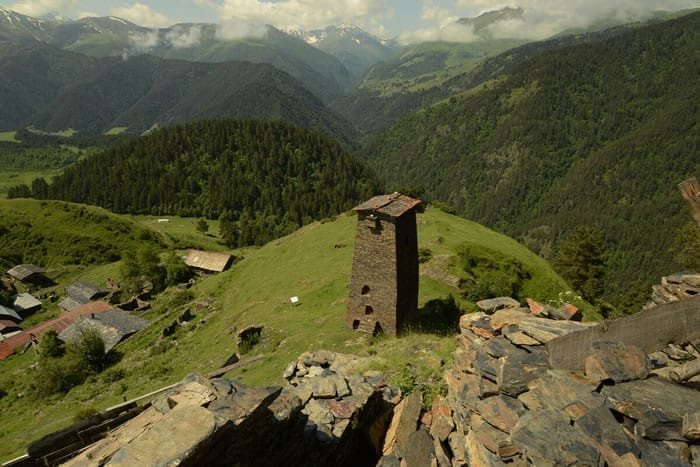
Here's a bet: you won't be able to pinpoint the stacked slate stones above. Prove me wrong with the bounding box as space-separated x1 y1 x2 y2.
644 272 700 310
52 351 397 467
379 297 700 466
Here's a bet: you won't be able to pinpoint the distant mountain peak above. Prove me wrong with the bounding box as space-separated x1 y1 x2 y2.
457 6 524 33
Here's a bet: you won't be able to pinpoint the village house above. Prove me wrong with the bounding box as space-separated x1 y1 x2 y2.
7 264 47 285
0 304 22 324
13 293 42 316
59 281 110 311
58 309 150 353
0 301 113 359
184 249 233 273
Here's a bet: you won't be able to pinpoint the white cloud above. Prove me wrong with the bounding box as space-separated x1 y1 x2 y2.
127 29 160 52
401 0 700 44
77 11 99 19
7 0 80 17
199 0 391 32
216 18 268 41
110 2 172 28
165 24 203 48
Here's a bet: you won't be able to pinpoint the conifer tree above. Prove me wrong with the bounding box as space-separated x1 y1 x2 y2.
553 226 607 302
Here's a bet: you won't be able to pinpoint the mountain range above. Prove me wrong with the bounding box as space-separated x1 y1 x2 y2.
0 40 355 143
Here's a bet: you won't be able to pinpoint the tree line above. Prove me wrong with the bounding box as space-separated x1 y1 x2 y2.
14 119 382 247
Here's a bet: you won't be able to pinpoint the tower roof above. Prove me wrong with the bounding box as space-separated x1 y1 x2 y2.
352 193 421 218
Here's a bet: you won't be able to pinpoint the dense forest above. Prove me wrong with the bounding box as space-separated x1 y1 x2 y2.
28 120 381 246
364 12 700 309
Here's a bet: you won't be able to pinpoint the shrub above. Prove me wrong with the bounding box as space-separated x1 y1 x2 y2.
72 407 99 423
66 327 107 373
38 329 63 359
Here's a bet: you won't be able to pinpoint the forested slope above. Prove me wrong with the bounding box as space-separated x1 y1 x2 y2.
0 42 355 145
365 12 700 308
41 120 381 246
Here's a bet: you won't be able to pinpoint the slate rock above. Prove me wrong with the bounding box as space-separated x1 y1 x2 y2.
105 405 228 466
433 437 452 467
429 396 455 442
465 429 504 466
575 405 641 461
523 371 602 412
476 394 526 434
382 391 423 458
601 377 700 439
511 409 602 466
476 297 521 314
584 341 651 384
470 412 519 459
682 411 700 440
402 428 436 467
376 454 401 467
518 317 592 343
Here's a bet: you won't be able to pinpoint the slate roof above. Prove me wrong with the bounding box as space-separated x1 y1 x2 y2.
13 293 42 315
66 281 109 304
0 301 113 359
7 264 46 281
0 304 22 323
352 193 421 218
184 249 233 273
58 297 83 312
59 310 149 353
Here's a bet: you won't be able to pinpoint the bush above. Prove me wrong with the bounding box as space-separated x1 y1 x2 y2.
66 327 107 373
72 407 99 423
38 329 63 359
35 328 108 397
456 243 530 301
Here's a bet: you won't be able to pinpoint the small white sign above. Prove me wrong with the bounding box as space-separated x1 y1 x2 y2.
290 296 300 305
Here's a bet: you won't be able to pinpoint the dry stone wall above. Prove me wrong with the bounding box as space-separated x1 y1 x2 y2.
379 298 700 466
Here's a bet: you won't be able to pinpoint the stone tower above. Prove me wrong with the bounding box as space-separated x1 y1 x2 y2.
346 193 421 337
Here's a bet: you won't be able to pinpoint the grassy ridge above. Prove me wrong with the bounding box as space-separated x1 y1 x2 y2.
0 199 161 270
0 204 575 461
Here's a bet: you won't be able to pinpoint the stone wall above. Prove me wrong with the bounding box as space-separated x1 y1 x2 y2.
25 352 396 467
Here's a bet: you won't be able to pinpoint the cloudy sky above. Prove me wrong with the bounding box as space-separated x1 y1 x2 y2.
5 0 700 42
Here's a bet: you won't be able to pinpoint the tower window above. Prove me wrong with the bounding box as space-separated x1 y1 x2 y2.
361 285 370 295
365 305 374 315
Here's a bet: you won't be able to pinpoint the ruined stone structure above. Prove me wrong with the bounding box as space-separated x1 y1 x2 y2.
346 193 421 337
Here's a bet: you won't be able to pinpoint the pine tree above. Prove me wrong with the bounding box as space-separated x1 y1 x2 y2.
553 226 607 302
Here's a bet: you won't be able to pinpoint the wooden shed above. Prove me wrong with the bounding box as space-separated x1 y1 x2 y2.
185 249 233 273
7 264 46 284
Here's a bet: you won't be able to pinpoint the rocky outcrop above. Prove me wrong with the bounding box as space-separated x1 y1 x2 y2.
644 272 700 309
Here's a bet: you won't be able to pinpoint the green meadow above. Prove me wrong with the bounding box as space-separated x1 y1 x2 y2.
0 201 580 461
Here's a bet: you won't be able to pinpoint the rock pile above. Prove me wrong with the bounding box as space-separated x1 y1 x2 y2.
645 272 700 309
378 298 700 466
43 351 395 466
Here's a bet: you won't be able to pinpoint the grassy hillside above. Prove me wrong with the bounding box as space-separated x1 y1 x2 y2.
364 12 700 309
0 199 161 271
0 205 577 461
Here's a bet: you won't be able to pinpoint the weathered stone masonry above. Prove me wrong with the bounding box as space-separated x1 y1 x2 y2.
346 193 421 337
